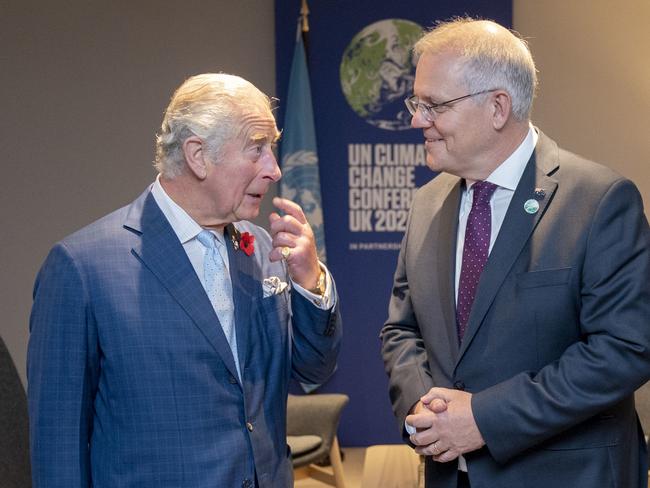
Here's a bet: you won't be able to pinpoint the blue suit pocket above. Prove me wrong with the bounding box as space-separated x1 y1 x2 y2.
517 267 572 289
259 292 289 317
253 293 290 343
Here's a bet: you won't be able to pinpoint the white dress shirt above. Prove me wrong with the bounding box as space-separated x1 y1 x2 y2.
455 125 538 299
406 125 538 471
150 177 334 310
454 125 537 471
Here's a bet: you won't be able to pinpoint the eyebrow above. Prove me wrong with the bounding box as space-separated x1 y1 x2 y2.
250 134 267 143
247 132 280 148
251 130 280 143
418 94 444 105
415 89 452 103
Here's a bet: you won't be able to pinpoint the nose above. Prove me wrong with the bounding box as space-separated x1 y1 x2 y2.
263 149 282 182
410 109 433 129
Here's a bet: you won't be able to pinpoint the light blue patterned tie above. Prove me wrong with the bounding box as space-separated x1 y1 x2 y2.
196 230 240 379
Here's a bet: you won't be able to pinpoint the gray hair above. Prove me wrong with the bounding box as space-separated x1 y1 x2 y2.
154 73 273 177
414 18 537 121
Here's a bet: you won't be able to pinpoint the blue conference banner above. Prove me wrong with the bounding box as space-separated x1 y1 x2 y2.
276 1 512 446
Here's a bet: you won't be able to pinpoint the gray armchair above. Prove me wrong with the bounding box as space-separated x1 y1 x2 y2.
0 335 31 487
287 393 349 488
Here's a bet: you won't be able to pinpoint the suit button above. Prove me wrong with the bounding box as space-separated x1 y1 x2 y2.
229 375 237 384
242 479 253 488
453 381 465 390
246 422 254 432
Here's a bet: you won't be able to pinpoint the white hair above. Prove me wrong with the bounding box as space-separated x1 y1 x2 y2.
414 18 538 121
154 73 274 177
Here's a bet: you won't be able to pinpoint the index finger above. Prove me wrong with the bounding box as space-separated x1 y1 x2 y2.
273 197 307 225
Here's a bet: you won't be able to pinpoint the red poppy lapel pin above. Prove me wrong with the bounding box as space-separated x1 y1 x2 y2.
227 224 255 256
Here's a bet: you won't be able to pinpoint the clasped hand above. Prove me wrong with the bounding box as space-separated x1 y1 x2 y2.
405 387 485 463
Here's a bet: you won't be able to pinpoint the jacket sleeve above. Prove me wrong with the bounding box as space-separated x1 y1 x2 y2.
473 178 650 462
28 243 99 487
380 213 435 437
289 277 342 387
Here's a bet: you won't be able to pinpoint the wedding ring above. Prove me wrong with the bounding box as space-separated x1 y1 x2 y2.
432 442 442 455
281 247 291 260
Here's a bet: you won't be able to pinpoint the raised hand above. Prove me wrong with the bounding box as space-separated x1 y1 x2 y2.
269 197 321 290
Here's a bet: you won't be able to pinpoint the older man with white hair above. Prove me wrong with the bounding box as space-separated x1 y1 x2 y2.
28 73 341 488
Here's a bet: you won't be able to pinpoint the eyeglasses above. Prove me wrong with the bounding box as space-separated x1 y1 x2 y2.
404 89 497 122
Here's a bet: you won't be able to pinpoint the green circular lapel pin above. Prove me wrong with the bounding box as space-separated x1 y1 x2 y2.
524 199 540 214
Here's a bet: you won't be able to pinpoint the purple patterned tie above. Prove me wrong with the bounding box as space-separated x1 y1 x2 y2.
456 181 498 341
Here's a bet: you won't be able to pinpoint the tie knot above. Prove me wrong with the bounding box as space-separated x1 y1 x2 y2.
196 230 217 249
471 181 498 205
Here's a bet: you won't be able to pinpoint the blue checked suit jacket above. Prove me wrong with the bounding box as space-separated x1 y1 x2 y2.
28 187 341 488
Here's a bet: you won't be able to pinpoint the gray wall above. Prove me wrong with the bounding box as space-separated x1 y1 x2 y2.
515 0 650 213
3 1 650 422
2 0 276 386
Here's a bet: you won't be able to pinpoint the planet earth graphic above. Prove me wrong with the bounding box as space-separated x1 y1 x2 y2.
340 19 422 131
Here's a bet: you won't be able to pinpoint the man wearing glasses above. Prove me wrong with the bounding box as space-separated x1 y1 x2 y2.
381 18 650 488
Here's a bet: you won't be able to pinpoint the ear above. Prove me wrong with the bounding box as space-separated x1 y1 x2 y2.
491 91 512 130
182 136 208 180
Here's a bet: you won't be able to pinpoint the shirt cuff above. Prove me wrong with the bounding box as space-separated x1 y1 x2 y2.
291 262 336 310
405 420 416 435
405 421 467 471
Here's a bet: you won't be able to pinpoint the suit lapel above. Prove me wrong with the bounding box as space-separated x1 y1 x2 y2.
457 133 560 361
124 190 242 382
224 225 257 376
435 179 463 361
411 175 463 369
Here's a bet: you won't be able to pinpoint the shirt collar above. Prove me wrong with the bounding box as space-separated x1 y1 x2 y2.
483 124 538 191
150 175 221 245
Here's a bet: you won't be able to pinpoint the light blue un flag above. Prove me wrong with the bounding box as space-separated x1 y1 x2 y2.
280 24 327 263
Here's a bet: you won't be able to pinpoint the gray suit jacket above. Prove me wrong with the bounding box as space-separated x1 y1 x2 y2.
381 131 650 487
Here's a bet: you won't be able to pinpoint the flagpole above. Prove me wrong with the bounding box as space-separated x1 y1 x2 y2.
279 0 327 265
300 0 309 33
300 0 310 55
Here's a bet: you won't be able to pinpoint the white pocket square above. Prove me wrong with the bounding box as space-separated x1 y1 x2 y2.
263 276 288 298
